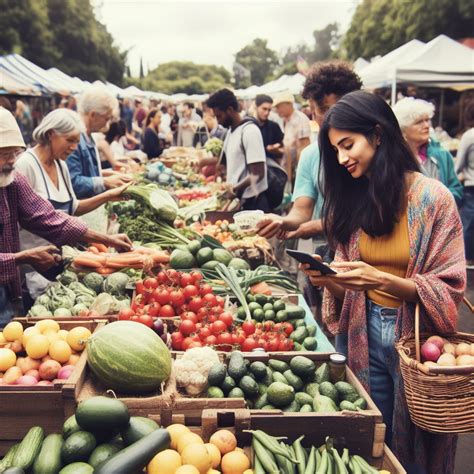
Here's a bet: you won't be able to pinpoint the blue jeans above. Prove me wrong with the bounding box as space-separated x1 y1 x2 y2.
461 187 474 260
0 285 14 329
367 299 399 448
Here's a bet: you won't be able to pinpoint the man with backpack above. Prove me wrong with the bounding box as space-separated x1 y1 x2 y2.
206 89 286 212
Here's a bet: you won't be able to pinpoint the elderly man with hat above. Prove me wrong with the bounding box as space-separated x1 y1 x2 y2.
0 107 132 326
273 90 311 184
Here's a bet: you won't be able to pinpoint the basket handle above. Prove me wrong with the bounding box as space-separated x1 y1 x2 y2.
414 297 474 363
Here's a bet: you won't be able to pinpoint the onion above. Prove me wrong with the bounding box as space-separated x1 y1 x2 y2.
16 375 38 385
153 319 165 336
456 354 474 366
455 342 471 357
420 342 441 362
437 353 456 366
57 365 75 380
426 335 445 351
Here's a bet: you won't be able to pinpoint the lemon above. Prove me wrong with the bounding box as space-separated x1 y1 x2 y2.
166 424 191 450
147 449 182 474
3 322 23 342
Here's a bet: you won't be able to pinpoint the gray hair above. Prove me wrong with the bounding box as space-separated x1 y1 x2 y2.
392 97 435 130
78 84 118 115
32 109 85 145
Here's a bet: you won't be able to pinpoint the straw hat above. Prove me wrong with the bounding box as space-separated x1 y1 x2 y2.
0 107 25 148
273 90 295 107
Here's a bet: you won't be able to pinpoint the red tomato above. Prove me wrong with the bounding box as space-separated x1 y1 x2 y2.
157 271 168 285
264 321 275 331
241 321 256 336
166 269 180 284
188 297 204 314
241 337 258 352
191 271 203 284
170 290 185 308
183 285 199 300
130 315 140 322
217 332 233 345
257 338 266 348
154 289 170 306
198 327 211 340
207 314 218 324
232 332 245 346
159 304 175 318
118 308 135 321
273 323 283 332
202 293 216 306
278 338 294 351
147 304 161 318
218 312 234 328
197 307 209 321
188 341 202 349
205 335 218 346
182 337 195 351
267 337 280 351
215 295 225 308
282 322 294 336
179 320 196 336
180 273 194 287
135 280 145 295
138 315 154 327
171 332 184 350
211 320 227 335
143 277 158 290
200 283 213 296
181 311 198 324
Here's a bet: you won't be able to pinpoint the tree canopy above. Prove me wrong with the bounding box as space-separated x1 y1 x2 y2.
342 0 474 59
0 0 126 84
136 61 232 95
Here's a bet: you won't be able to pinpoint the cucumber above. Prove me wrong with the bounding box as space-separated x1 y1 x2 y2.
268 359 290 373
0 443 19 472
227 351 247 381
61 431 96 464
62 415 81 439
120 417 159 447
306 325 317 337
254 393 269 409
32 433 63 474
272 371 289 384
283 370 304 390
59 462 94 474
75 397 130 433
12 426 44 471
88 444 121 468
94 428 170 474
3 468 25 474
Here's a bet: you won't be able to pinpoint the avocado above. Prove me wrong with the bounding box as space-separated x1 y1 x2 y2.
221 376 237 394
290 356 316 378
268 359 290 373
266 382 295 408
228 387 245 398
283 370 304 391
314 363 330 384
208 363 227 387
207 386 225 398
227 351 247 381
249 361 268 381
319 381 339 403
239 375 259 398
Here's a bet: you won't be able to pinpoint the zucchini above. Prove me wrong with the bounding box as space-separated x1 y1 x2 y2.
94 428 170 474
33 433 63 474
88 444 120 469
120 417 159 447
3 468 25 474
61 431 96 464
12 426 44 470
75 397 130 433
62 415 81 439
59 462 94 474
0 444 19 473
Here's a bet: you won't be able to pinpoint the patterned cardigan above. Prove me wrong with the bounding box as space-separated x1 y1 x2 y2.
323 172 466 473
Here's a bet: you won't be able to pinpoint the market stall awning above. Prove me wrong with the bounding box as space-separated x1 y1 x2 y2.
0 66 41 95
47 67 87 94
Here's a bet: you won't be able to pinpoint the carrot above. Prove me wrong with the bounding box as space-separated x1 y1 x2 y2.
250 281 272 296
78 253 108 263
88 246 100 254
73 256 103 268
96 266 116 275
152 253 170 264
91 243 108 253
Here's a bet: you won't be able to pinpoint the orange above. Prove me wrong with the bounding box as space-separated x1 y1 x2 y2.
221 450 251 474
0 348 16 371
49 340 72 363
209 430 237 455
36 319 60 334
205 443 221 468
166 424 191 450
177 432 204 454
180 444 212 474
175 466 200 474
26 334 49 359
3 322 23 342
146 449 182 474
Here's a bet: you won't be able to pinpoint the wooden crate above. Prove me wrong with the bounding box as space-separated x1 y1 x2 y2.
173 351 385 459
0 320 104 455
198 409 405 473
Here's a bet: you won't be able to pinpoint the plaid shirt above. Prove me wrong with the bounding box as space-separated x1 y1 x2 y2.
0 172 87 299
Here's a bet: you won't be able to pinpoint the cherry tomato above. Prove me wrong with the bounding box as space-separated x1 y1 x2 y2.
183 285 199 300
257 338 266 348
118 308 135 321
201 293 216 307
218 312 234 328
179 320 196 336
181 311 198 324
241 321 256 336
188 297 204 313
138 315 154 327
135 280 145 295
215 295 225 308
154 289 170 306
147 304 161 318
200 283 213 296
205 335 218 346
170 290 185 308
180 273 194 287
171 332 184 350
211 320 227 335
159 304 175 318
143 277 158 290
282 322 294 336
191 271 203 284
241 337 258 352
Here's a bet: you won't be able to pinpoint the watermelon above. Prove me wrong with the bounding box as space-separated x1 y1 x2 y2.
86 321 171 394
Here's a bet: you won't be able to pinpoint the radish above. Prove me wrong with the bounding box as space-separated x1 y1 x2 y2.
421 341 441 362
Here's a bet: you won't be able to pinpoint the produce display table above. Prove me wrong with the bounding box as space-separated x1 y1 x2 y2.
299 294 334 353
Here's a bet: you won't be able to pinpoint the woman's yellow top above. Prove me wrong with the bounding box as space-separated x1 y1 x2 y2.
359 209 410 308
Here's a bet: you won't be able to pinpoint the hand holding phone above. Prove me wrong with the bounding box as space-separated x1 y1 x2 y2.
285 249 337 275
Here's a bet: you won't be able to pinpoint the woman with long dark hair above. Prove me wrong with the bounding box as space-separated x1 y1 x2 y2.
303 91 466 473
142 108 163 159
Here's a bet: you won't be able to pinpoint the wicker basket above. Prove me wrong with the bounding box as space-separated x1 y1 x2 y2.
396 297 474 434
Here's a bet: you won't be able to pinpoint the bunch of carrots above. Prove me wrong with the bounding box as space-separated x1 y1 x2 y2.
72 243 170 275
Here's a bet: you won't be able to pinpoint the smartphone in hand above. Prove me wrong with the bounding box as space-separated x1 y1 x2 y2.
286 249 337 275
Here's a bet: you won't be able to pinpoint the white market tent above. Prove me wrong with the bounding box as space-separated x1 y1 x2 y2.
0 66 41 95
47 68 86 94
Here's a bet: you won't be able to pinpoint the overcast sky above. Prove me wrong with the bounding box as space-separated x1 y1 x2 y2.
93 0 359 77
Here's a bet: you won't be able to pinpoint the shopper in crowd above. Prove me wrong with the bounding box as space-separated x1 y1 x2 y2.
15 109 130 301
303 91 465 473
177 102 199 147
120 98 134 133
134 99 147 130
456 111 474 270
392 97 463 205
274 90 311 184
169 104 179 145
253 94 284 162
142 108 163 159
67 86 132 199
160 104 172 137
0 107 132 325
193 108 227 147
206 88 268 211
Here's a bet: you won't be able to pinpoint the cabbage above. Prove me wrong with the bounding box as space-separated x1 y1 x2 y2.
28 305 52 318
72 303 89 316
54 308 72 317
68 281 96 298
75 294 95 306
90 293 115 316
57 270 78 286
82 272 104 293
103 272 130 296
110 296 131 313
34 294 51 307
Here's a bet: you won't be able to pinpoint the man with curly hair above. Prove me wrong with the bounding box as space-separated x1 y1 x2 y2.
257 60 362 239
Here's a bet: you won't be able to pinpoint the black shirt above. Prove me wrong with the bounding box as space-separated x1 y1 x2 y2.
142 127 162 159
257 119 284 159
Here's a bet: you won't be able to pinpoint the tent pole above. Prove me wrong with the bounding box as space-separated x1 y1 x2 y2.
391 69 397 105
439 89 445 128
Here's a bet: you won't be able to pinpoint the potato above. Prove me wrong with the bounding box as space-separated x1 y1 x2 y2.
456 355 474 366
443 343 456 355
455 342 471 357
437 353 456 366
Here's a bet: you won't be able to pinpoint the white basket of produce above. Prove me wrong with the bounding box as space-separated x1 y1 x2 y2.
233 210 264 233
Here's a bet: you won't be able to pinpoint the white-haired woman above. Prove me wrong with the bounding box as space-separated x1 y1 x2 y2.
393 97 463 205
16 108 129 299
